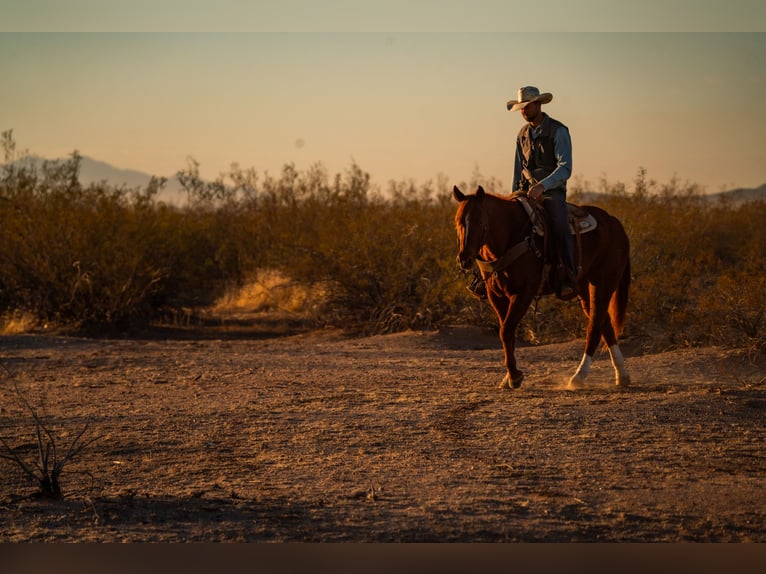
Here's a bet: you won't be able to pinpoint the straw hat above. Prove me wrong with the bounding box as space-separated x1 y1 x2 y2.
506 86 553 111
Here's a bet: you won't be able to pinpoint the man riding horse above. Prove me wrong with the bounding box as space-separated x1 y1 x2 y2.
469 86 578 301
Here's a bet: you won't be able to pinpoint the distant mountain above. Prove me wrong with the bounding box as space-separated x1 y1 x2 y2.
705 184 766 205
80 157 186 204
572 184 766 206
76 157 186 204
78 157 163 187
2 155 186 204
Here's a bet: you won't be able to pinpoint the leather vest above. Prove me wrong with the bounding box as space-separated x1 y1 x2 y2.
518 114 568 191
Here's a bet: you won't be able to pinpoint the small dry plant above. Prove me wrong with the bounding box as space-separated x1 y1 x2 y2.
0 377 99 499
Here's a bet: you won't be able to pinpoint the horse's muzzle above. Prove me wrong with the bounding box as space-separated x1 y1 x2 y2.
457 252 474 271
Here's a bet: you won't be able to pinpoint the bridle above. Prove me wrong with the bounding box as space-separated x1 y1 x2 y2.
462 204 488 250
463 194 544 278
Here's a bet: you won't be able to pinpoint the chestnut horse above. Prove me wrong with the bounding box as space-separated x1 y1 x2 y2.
453 185 631 389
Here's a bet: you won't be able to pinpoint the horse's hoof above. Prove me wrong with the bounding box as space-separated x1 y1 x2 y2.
567 375 584 390
499 373 523 390
500 373 523 389
616 374 631 388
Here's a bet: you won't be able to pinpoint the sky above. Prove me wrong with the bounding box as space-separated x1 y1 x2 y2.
1 2 765 193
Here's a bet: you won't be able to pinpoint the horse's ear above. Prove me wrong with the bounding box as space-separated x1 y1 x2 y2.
453 186 466 202
476 186 485 199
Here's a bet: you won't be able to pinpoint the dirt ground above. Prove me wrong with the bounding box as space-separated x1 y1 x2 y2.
1 317 764 542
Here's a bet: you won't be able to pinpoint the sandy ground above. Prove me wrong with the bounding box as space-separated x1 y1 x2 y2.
1 321 764 542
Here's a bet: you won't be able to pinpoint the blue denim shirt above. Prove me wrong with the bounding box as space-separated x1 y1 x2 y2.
512 114 572 193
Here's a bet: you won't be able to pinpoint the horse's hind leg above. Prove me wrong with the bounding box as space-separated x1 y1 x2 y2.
607 341 630 387
569 294 592 387
602 309 630 387
569 285 611 388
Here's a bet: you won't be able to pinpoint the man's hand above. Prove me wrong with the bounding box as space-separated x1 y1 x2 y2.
528 183 545 202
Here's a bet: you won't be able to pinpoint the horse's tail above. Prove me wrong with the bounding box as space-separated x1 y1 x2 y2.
610 256 630 337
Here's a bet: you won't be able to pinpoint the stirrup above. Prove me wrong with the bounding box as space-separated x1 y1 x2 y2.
557 269 579 301
558 282 578 301
467 276 487 300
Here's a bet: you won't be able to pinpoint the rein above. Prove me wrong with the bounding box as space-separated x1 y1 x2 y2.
475 236 538 275
474 195 544 277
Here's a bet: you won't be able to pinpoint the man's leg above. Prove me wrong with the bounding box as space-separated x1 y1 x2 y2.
543 189 577 297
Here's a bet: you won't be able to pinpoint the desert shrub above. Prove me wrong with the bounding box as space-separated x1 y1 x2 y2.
565 171 766 351
238 163 470 333
0 378 98 499
1 130 763 349
0 145 246 328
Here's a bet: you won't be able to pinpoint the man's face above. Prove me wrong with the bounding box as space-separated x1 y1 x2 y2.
520 101 542 124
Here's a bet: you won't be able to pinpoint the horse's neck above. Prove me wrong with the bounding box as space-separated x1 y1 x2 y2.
483 196 527 256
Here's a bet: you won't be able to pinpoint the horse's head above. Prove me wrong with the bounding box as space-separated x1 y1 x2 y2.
453 185 487 271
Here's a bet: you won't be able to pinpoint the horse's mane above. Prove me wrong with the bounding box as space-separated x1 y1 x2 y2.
454 190 524 227
480 190 527 202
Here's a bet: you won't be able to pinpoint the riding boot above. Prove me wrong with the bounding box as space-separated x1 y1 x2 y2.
557 266 578 300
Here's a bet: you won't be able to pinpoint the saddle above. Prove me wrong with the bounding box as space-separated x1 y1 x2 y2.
473 195 598 299
517 196 597 299
516 196 597 237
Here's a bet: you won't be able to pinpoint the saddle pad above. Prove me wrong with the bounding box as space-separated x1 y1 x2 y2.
569 206 597 235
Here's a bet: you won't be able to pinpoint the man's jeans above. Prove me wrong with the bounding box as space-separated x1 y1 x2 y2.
543 188 575 274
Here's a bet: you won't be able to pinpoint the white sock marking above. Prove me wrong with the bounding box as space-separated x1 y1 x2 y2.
573 354 592 380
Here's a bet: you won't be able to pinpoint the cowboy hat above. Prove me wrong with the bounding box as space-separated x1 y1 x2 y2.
506 86 553 111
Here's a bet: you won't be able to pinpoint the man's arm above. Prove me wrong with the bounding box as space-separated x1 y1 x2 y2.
512 141 524 192
539 125 572 191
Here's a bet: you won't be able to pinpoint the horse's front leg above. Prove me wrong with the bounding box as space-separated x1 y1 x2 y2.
492 291 535 390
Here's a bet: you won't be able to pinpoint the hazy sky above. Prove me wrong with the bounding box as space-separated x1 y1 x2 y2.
1 2 765 192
